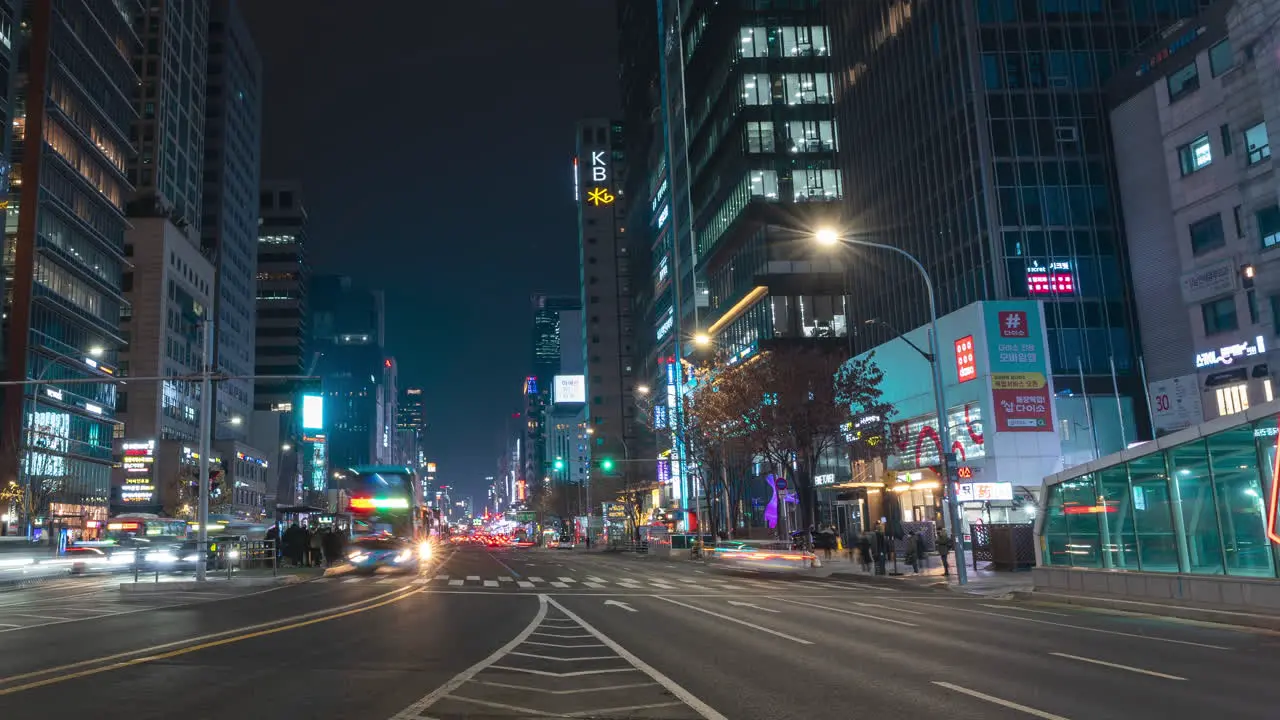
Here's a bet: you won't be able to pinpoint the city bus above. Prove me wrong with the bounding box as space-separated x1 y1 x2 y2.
338 465 425 541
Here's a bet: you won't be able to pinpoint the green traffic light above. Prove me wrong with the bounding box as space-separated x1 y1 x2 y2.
601 458 615 472
553 458 565 471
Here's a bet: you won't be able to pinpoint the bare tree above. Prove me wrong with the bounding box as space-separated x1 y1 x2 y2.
729 347 851 532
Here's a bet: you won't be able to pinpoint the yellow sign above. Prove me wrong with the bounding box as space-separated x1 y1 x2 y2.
586 187 615 206
991 372 1047 390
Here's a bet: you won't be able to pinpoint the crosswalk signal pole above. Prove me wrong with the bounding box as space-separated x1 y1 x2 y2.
195 319 213 582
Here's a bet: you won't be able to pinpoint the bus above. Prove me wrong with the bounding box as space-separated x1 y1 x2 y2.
337 465 425 541
102 514 189 546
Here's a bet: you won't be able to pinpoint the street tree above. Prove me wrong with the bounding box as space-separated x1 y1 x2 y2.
834 352 897 465
730 346 851 532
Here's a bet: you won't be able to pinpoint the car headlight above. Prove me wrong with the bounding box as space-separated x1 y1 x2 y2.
227 550 240 560
394 550 412 563
146 552 177 564
182 554 201 563
418 541 432 560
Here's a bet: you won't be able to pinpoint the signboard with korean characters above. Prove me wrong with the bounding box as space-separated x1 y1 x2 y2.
985 302 1054 432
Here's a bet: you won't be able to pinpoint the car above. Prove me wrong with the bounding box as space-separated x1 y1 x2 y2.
346 536 421 574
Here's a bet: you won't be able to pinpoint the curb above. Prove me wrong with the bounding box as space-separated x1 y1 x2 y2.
118 574 305 593
1018 590 1280 631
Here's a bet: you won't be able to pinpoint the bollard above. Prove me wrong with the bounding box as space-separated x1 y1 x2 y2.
271 540 277 576
133 549 139 583
226 544 232 580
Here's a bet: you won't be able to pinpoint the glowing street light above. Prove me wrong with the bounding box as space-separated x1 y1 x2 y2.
693 333 712 347
814 227 841 246
636 385 650 395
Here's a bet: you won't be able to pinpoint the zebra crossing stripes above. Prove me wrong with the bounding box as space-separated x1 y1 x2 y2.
315 574 879 593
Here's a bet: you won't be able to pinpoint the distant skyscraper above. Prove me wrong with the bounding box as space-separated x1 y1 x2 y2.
203 0 262 439
1 1 141 520
524 294 579 492
255 181 309 411
129 0 207 232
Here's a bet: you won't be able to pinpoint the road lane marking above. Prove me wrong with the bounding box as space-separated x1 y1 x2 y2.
550 581 569 588
768 597 919 627
498 577 514 582
0 586 423 696
895 599 1230 649
466 576 480 581
981 603 1068 617
583 582 605 588
587 576 605 582
933 681 1071 720
488 666 635 677
1049 652 1186 680
7 613 74 621
517 581 535 589
854 602 923 615
546 597 729 719
557 577 576 583
439 695 559 716
509 651 621 662
531 631 594 638
521 641 607 649
433 574 448 580
342 578 363 583
654 596 814 644
448 579 463 586
483 580 498 587
473 680 656 695
529 576 544 582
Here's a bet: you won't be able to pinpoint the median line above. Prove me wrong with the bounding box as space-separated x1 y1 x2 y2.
1048 652 1186 680
0 584 419 691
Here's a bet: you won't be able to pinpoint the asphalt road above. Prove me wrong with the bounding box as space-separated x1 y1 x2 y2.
0 544 1278 719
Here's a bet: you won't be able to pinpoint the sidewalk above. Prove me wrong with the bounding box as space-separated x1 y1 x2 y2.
816 553 1034 597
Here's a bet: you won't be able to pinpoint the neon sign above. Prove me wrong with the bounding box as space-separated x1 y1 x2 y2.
350 497 410 510
1025 261 1075 296
954 336 976 383
1195 335 1266 369
587 187 615 206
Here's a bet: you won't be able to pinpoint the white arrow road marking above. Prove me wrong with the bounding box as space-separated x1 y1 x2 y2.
604 599 637 612
727 600 779 613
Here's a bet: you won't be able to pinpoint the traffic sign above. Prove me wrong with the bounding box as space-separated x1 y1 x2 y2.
775 477 787 490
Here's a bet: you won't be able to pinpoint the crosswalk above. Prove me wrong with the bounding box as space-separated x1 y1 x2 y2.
314 573 885 593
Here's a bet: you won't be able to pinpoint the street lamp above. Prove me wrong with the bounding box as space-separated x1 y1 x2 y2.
88 346 105 358
229 415 243 426
814 226 969 585
693 333 712 347
635 385 650 395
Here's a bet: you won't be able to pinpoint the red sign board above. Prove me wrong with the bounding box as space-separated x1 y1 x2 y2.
997 311 1029 338
993 387 1052 432
954 336 976 383
1026 271 1075 296
956 466 974 480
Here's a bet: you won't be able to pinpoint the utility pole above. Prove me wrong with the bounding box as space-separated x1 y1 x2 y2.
196 320 213 582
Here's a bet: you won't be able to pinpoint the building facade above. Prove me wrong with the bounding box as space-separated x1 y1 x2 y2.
202 0 262 440
1110 0 1280 436
523 294 579 496
827 0 1216 452
574 118 637 494
255 181 308 412
116 218 214 443
1 1 142 530
128 0 206 231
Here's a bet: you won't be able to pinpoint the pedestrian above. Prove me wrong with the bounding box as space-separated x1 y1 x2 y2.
308 527 322 566
857 532 872 572
283 522 304 566
819 526 835 560
936 528 954 576
914 530 927 572
905 531 920 573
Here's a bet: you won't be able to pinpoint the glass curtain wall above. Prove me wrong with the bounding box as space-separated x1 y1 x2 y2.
1042 414 1278 578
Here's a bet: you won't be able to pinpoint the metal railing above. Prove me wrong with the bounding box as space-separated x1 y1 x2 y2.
123 539 278 583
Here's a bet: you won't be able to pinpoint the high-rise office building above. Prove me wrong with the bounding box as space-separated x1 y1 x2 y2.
524 294 580 489
202 0 262 440
637 2 845 524
574 119 637 486
310 275 389 468
0 0 23 362
128 0 207 232
0 1 142 525
398 387 425 435
255 181 309 411
828 0 1213 438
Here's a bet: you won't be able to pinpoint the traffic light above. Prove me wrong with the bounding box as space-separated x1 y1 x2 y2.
553 457 565 471
600 457 615 472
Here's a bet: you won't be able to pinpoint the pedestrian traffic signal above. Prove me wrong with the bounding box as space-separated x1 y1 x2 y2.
600 457 615 472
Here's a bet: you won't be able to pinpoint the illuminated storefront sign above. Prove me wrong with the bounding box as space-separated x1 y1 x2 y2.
656 310 674 341
954 336 976 383
1025 261 1075 296
987 303 1054 432
657 460 671 483
955 482 1013 502
1196 335 1267 369
121 440 156 504
587 187 615 206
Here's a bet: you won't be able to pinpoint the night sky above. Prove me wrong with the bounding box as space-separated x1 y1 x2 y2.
243 2 619 498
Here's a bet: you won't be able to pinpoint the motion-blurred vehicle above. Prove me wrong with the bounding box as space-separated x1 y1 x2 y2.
346 535 422 574
707 540 814 572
